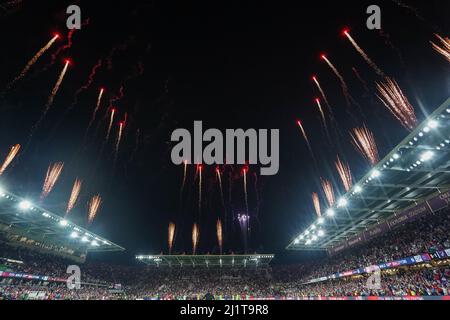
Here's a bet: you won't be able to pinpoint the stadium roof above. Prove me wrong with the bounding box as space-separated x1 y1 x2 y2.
136 254 274 268
287 97 450 251
0 188 124 253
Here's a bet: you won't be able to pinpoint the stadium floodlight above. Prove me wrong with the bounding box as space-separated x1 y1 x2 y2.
326 208 335 217
428 120 438 129
59 219 68 227
304 230 310 235
299 235 304 240
393 153 400 160
70 231 79 238
81 236 89 242
420 151 434 162
310 225 316 230
18 200 32 211
318 217 325 225
91 240 99 246
311 235 318 241
318 229 325 237
354 185 362 193
305 239 312 245
294 239 300 244
337 198 348 208
370 169 381 178
0 186 4 196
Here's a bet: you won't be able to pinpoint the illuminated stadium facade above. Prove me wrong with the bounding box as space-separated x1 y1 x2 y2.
287 97 450 252
136 254 274 268
0 188 124 262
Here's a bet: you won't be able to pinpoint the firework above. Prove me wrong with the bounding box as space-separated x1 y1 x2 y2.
312 75 333 115
192 223 199 255
312 192 321 218
431 34 450 63
321 178 335 207
115 121 125 157
105 108 116 141
321 54 352 105
86 88 105 134
42 60 70 120
350 125 379 166
72 60 102 106
0 144 20 176
4 34 59 92
343 29 386 77
168 222 175 254
335 155 353 192
296 120 315 160
181 160 188 196
87 195 102 225
65 178 82 216
216 167 225 209
198 165 203 215
243 167 249 215
352 67 370 92
40 162 64 201
217 219 223 254
314 98 330 139
376 77 417 131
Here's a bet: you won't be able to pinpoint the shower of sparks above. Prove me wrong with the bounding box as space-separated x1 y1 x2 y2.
65 178 82 216
105 108 116 141
217 219 223 254
192 223 199 255
350 125 380 166
40 162 64 201
243 167 249 215
0 144 21 176
312 192 321 218
314 98 330 138
431 34 450 63
312 75 333 115
343 29 386 77
321 178 335 207
87 195 102 225
376 77 417 131
335 155 353 192
168 222 175 254
86 88 105 134
5 34 59 92
296 120 315 160
321 54 353 105
45 60 70 114
115 121 124 157
216 167 225 209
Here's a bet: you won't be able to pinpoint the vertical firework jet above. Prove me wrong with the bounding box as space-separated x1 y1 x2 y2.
431 34 450 63
105 108 116 141
4 34 59 91
198 165 203 215
179 160 188 203
321 54 352 105
350 125 379 166
168 222 175 254
312 192 321 218
87 195 102 225
192 223 199 255
86 87 105 133
314 98 330 139
0 144 21 176
343 29 386 77
243 167 249 215
45 60 70 113
115 121 125 157
217 219 223 254
376 77 417 131
321 178 335 207
40 162 64 201
296 120 315 160
335 156 353 192
216 167 225 209
312 76 333 115
65 178 82 216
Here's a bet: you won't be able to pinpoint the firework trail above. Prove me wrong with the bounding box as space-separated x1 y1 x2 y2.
296 120 315 161
343 29 386 78
40 162 64 201
350 125 379 166
321 54 352 105
0 144 20 176
85 87 105 135
321 178 335 207
168 222 175 254
217 219 223 254
179 160 188 204
44 60 70 116
65 178 82 216
312 192 321 218
105 108 116 141
71 59 102 106
198 165 203 216
352 67 370 93
87 195 102 225
314 98 331 140
216 167 226 210
312 75 333 115
431 34 450 63
243 167 249 215
192 223 199 255
114 121 125 159
376 77 417 131
3 34 59 94
335 155 353 192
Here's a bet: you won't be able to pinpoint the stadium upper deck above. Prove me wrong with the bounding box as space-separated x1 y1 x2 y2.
287 97 450 252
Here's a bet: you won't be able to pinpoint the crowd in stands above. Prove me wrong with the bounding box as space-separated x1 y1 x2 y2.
0 210 449 300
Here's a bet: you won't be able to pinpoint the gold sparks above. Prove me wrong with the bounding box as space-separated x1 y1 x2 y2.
66 178 82 215
350 125 379 166
217 219 223 254
431 34 450 63
168 222 176 254
87 195 102 225
0 144 21 176
335 156 353 192
312 192 321 218
321 178 335 207
40 162 64 201
192 223 199 255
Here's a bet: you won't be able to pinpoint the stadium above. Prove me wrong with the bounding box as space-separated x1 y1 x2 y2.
1 1 450 304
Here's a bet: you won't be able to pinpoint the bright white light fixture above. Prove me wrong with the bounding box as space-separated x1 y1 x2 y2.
326 209 335 217
318 229 325 237
371 169 381 178
420 151 434 162
294 239 300 244
70 231 79 238
305 230 310 235
393 153 400 160
19 200 32 210
81 236 89 242
59 220 68 227
354 185 362 193
337 198 348 208
311 225 316 230
428 120 438 129
318 217 325 224
312 235 318 241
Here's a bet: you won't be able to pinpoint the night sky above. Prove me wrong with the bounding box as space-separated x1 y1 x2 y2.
0 1 449 264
